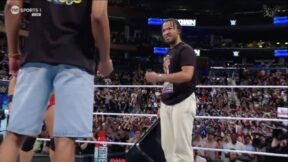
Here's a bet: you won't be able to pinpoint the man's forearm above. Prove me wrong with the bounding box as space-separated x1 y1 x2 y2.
5 0 23 54
91 15 110 61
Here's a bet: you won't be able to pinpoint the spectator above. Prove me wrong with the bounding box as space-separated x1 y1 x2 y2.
243 135 256 161
222 133 245 161
224 150 244 162
202 129 219 160
193 134 205 156
194 151 207 162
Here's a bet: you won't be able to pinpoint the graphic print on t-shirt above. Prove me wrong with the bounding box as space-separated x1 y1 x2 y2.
47 0 82 5
162 55 173 94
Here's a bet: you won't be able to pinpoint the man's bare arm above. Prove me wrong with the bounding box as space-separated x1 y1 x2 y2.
91 0 110 61
5 0 23 56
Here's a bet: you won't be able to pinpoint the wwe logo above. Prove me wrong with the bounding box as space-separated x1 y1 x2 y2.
233 51 239 57
194 49 200 56
230 20 237 26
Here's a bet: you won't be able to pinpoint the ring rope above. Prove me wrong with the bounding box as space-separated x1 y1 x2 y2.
1 80 287 89
94 85 288 89
36 138 288 157
4 111 285 122
192 147 288 158
0 80 288 89
93 112 288 122
37 138 134 146
93 112 157 117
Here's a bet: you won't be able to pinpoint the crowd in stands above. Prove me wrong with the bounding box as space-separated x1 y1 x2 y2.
213 38 288 49
194 86 287 161
0 59 287 161
92 67 287 162
203 68 288 86
0 53 8 80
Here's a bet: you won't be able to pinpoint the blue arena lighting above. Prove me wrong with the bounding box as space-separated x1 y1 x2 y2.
148 18 164 25
274 16 288 20
275 49 288 53
153 47 169 55
275 53 288 57
273 16 288 24
274 50 288 57
148 18 197 26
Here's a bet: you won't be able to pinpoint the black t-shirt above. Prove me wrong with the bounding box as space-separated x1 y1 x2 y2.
161 42 197 105
22 0 96 74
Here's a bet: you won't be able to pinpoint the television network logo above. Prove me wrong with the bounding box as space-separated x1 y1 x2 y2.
11 5 42 17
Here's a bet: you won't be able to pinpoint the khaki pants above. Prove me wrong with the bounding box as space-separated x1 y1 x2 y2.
160 93 196 162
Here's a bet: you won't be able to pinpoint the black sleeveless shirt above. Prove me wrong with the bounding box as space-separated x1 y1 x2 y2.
22 0 96 74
